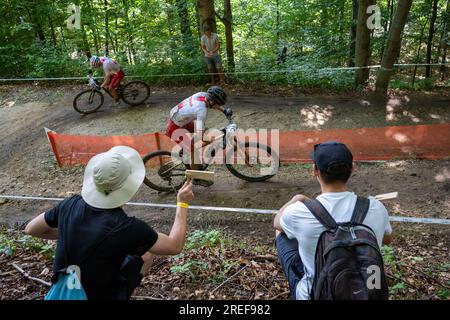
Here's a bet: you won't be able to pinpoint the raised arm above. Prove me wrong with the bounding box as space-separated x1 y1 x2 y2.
148 181 194 255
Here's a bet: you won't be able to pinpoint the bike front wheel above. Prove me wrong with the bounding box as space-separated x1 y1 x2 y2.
73 89 104 114
142 150 186 192
121 81 150 106
226 142 279 182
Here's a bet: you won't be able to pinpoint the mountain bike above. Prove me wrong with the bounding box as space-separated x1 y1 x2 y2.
73 74 150 114
142 113 280 192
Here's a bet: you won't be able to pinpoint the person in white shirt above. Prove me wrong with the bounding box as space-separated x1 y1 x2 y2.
273 141 393 300
201 25 224 83
166 86 232 186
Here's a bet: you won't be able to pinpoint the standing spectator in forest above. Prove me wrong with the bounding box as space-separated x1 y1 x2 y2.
25 146 194 300
201 25 224 84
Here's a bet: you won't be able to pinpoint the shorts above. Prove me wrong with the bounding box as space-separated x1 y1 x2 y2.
110 69 125 89
275 233 305 300
204 54 222 69
166 118 195 144
112 254 144 300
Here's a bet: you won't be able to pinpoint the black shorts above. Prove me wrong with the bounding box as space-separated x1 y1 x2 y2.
112 255 144 300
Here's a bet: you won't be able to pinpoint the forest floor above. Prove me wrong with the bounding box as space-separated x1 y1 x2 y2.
0 83 449 300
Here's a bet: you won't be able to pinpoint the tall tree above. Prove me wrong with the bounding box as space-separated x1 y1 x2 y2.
425 0 439 78
375 0 413 93
349 0 359 67
412 21 427 85
175 0 194 50
197 0 216 32
123 0 136 64
355 0 375 85
216 0 235 70
439 0 450 80
104 0 109 55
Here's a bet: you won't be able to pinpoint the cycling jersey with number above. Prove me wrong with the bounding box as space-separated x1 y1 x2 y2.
100 57 121 75
169 92 208 127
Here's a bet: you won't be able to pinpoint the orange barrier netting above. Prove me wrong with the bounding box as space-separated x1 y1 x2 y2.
46 123 450 167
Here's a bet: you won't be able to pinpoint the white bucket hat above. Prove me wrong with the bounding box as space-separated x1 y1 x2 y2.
81 146 145 209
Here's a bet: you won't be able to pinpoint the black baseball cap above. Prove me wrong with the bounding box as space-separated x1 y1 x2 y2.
310 141 353 172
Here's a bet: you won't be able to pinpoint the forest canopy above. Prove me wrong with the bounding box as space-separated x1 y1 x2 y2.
0 0 449 90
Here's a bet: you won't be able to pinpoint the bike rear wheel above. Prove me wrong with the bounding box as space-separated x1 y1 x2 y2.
73 89 104 114
226 142 279 182
121 81 150 106
143 150 186 192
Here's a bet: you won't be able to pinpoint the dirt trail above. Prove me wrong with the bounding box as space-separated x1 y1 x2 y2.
0 84 449 233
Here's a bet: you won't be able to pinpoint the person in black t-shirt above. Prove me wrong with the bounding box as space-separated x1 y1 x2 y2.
25 146 194 300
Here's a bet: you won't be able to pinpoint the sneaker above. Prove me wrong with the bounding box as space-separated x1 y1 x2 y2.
192 179 214 187
113 100 121 107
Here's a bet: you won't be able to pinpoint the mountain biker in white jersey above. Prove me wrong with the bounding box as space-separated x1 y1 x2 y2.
166 86 232 186
89 56 124 106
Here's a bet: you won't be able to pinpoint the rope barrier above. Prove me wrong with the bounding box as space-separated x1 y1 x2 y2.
0 63 448 82
1 194 449 226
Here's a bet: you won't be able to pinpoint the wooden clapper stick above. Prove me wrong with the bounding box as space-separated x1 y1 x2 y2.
374 192 398 201
185 170 215 181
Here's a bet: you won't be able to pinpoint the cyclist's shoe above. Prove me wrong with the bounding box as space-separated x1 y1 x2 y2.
192 179 214 187
113 99 121 107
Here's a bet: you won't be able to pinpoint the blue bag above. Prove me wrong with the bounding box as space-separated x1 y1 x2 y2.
44 269 88 300
45 217 117 300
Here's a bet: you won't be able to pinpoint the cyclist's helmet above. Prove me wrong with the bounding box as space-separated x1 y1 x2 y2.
206 86 227 106
89 55 101 68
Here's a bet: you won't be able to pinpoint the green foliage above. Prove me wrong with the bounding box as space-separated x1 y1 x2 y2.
170 259 209 280
436 288 450 299
0 0 448 88
185 229 222 250
17 235 56 260
0 230 55 260
381 245 395 265
390 281 407 293
169 229 242 283
0 232 17 257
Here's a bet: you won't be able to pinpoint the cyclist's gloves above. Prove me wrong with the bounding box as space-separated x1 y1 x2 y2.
223 107 233 118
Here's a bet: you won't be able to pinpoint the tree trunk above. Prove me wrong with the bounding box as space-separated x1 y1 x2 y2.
276 0 280 49
165 0 177 53
380 0 391 61
375 0 413 93
440 0 450 80
104 0 109 56
355 0 375 85
48 16 57 46
197 0 216 32
25 6 46 43
86 0 100 53
412 23 427 85
223 0 235 71
425 0 439 78
122 0 136 64
388 0 395 31
175 0 194 50
349 0 358 67
81 24 92 58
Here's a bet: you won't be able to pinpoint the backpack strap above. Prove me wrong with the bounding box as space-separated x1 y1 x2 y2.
304 199 338 230
350 196 370 224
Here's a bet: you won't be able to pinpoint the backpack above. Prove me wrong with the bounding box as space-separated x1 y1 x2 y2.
303 197 389 300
